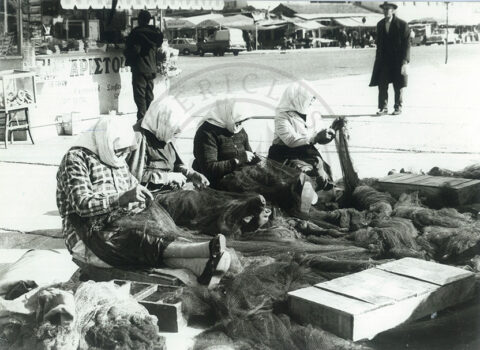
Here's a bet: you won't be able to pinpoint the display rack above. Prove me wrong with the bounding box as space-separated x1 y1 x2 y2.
0 70 37 148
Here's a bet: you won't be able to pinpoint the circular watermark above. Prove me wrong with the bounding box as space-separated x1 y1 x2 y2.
156 59 338 159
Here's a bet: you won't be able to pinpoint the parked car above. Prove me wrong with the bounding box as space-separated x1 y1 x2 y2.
169 38 197 55
197 29 247 56
426 29 461 45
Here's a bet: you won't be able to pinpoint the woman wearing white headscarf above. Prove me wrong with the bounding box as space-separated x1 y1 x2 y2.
57 116 231 289
192 96 258 188
128 96 209 191
268 81 340 191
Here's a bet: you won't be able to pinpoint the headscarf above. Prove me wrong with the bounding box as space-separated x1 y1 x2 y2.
141 97 187 144
72 116 136 168
200 96 247 134
276 80 316 115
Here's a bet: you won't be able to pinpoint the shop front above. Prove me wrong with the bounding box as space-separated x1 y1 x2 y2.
0 0 223 139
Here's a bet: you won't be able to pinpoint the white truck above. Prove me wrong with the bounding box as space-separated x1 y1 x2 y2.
197 29 247 56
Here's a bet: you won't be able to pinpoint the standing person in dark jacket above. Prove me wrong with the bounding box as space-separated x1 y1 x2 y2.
369 2 410 116
192 97 256 189
124 10 164 120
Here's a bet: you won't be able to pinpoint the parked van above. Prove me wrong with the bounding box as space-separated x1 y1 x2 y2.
197 29 247 56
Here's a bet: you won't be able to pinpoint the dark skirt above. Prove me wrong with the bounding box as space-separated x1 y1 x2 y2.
69 204 176 268
268 144 333 190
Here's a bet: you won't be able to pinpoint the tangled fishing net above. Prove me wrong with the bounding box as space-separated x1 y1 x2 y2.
75 281 163 350
170 260 372 350
428 163 480 179
155 188 268 237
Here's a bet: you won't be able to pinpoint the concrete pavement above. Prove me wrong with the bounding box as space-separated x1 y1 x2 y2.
1 48 479 234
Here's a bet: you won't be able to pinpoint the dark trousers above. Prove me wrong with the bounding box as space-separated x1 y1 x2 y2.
132 72 155 120
378 81 404 110
378 64 404 110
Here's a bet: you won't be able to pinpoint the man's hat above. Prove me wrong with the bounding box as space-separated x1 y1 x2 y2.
379 2 398 9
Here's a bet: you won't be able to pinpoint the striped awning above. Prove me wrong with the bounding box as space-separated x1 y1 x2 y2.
61 0 224 10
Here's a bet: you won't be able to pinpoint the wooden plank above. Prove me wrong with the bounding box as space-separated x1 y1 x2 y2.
454 179 480 189
288 286 373 315
74 260 182 286
376 182 441 196
413 177 472 187
352 275 475 341
376 258 474 285
393 174 432 184
288 286 370 340
378 173 415 182
378 173 421 183
316 268 436 306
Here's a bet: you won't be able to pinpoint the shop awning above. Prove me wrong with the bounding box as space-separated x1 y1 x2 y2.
164 18 196 29
333 16 380 28
293 20 324 30
195 14 254 29
282 16 324 31
61 0 224 10
164 13 223 29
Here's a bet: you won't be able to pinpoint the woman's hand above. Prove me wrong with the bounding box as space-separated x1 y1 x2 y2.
188 171 210 189
166 173 187 188
245 151 255 163
119 185 153 206
314 128 336 144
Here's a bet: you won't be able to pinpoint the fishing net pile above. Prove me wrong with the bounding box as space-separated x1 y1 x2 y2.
428 164 480 179
75 281 163 350
0 280 164 350
161 260 372 350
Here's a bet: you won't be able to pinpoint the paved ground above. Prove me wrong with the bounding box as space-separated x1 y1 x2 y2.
1 43 479 234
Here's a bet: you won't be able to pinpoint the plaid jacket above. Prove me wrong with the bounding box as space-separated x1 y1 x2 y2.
56 147 139 251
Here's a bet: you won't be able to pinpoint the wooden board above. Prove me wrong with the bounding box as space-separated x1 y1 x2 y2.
375 257 474 285
377 174 480 205
316 268 436 306
74 259 182 286
288 258 475 341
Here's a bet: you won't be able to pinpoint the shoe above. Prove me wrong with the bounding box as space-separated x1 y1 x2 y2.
209 234 226 259
392 109 402 115
376 108 388 116
197 251 232 289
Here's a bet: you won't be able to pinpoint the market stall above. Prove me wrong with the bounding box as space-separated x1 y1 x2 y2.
0 0 223 140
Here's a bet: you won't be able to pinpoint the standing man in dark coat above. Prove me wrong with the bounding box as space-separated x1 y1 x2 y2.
369 2 410 116
124 10 164 120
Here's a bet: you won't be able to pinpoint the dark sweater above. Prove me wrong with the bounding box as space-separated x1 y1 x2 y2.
124 25 163 74
192 122 252 188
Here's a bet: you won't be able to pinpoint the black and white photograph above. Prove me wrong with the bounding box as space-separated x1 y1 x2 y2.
0 0 480 349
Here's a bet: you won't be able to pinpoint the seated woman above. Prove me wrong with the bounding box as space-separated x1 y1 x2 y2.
268 81 342 191
192 96 258 189
56 116 230 288
128 97 209 191
192 96 319 215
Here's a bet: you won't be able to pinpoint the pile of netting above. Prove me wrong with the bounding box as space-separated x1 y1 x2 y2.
0 280 164 350
160 258 373 350
428 164 480 179
75 281 163 350
97 139 480 348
